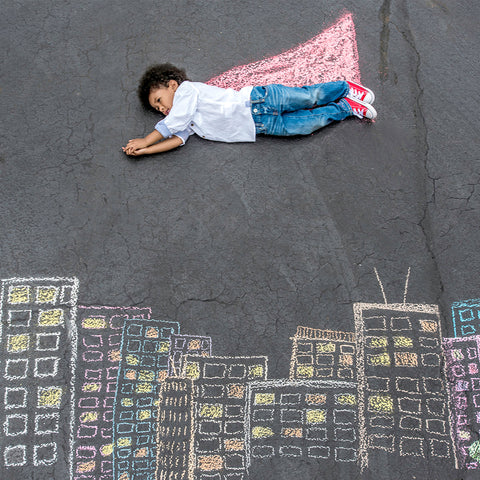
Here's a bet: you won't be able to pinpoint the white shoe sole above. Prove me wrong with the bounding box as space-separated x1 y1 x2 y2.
349 98 377 120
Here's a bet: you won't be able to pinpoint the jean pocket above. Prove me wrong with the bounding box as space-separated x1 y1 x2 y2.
250 86 267 104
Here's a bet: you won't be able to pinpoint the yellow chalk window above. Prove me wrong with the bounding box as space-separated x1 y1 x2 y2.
296 365 314 377
367 337 388 348
7 334 30 352
367 353 391 367
138 370 154 382
368 395 394 414
248 365 264 378
199 404 223 418
38 309 64 327
158 341 170 353
317 342 335 353
100 444 113 456
254 393 275 405
82 316 107 329
336 394 356 406
80 412 99 423
117 437 132 447
8 286 31 304
185 362 200 379
136 383 153 394
393 336 413 348
38 386 63 408
36 287 58 303
306 409 326 423
252 426 274 438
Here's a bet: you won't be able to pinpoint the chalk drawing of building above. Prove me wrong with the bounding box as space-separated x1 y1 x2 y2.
245 379 358 469
155 377 195 480
290 327 356 381
451 299 480 338
73 306 151 480
168 334 212 377
183 355 268 480
112 318 180 480
443 335 480 469
0 277 78 479
353 302 455 471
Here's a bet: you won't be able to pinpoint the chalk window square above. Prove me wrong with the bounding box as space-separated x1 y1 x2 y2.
459 309 475 322
461 324 476 336
457 414 468 425
103 410 114 422
394 352 418 367
199 421 222 435
117 460 130 470
36 286 59 304
133 459 149 470
335 447 356 462
390 316 412 331
253 409 274 422
426 398 445 416
426 419 446 435
35 413 60 435
471 378 480 390
127 323 143 336
83 335 103 348
78 397 99 409
225 422 244 435
8 310 32 328
364 316 386 331
316 354 334 366
5 358 29 380
370 416 394 429
77 425 98 438
400 437 424 457
106 382 116 393
38 308 64 327
160 327 175 338
7 334 30 353
423 377 443 394
106 367 118 380
5 387 27 409
100 460 113 472
430 439 450 458
101 428 112 439
8 285 31 304
419 337 438 349
398 397 421 414
4 444 27 466
136 397 153 408
307 446 330 458
85 369 102 380
104 397 114 408
33 442 57 466
467 347 478 359
36 332 61 351
280 394 301 405
422 353 440 367
140 355 155 367
136 422 151 433
117 423 134 434
34 357 59 378
279 446 301 457
120 411 135 421
296 355 313 364
456 380 469 391
369 434 394 452
252 446 274 458
142 340 158 353
197 437 220 454
306 427 327 440
224 474 243 480
228 365 246 379
156 356 168 368
297 342 313 353
338 368 354 379
76 446 96 458
136 435 150 445
60 285 74 304
473 394 480 408
204 363 227 378
5 414 28 436
334 427 356 442
201 385 224 398
174 338 185 349
225 405 243 417
315 367 333 377
222 454 244 470
280 409 303 423
367 376 390 392
121 383 134 395
399 415 422 431
108 334 121 346
334 409 356 425
127 339 141 352
396 378 419 393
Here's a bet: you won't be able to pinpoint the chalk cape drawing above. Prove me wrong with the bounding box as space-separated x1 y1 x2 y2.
207 13 361 90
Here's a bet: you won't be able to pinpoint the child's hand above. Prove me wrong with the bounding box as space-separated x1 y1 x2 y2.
122 146 147 156
123 138 147 155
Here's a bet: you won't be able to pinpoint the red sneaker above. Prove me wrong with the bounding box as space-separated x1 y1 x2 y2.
346 80 375 104
345 97 377 120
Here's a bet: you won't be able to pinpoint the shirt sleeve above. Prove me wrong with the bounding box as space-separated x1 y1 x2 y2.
173 127 194 145
154 82 199 138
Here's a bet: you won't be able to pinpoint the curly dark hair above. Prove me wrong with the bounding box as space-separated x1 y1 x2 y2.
137 63 189 112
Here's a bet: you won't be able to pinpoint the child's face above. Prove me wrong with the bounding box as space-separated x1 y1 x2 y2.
148 80 178 115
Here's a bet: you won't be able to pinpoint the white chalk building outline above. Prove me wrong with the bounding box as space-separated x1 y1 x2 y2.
353 302 455 471
0 277 78 479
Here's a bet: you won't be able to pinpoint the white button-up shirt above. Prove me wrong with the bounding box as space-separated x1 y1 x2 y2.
155 81 256 144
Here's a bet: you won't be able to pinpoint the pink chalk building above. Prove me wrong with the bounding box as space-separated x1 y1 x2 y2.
443 336 480 469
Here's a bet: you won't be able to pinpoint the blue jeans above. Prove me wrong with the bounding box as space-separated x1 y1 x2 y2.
250 81 352 136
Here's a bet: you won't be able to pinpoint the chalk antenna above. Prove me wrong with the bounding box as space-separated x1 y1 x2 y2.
403 267 411 304
374 267 388 305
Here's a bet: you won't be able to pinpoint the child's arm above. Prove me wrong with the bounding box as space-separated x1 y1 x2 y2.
125 135 184 156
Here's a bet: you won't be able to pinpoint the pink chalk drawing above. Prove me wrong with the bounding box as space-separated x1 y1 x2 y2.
207 13 361 90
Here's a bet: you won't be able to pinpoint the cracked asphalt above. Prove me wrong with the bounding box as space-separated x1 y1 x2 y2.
1 1 479 479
